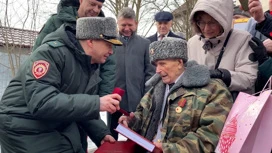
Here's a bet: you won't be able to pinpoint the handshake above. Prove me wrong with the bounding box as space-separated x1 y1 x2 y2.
99 87 126 114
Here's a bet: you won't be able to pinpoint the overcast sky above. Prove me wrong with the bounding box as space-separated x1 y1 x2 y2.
0 0 57 30
1 0 268 37
0 0 158 37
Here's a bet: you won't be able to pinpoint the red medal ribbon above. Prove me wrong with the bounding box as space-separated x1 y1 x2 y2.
178 98 187 107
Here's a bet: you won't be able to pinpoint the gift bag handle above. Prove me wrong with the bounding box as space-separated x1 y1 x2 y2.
261 76 272 92
252 76 272 96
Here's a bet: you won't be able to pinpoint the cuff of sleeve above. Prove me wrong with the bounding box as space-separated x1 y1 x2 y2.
96 130 111 147
256 13 269 30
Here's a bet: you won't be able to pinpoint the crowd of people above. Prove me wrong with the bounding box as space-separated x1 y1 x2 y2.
0 0 271 152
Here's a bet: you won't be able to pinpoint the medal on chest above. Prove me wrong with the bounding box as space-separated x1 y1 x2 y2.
176 98 187 114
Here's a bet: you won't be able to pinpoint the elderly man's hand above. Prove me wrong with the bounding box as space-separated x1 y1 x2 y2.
100 94 121 114
249 0 265 23
118 112 135 127
100 135 116 145
263 39 272 54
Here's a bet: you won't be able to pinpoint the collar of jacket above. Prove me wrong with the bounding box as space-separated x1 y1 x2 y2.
118 32 136 42
65 26 96 69
146 60 211 90
58 5 78 23
198 33 224 50
57 24 95 70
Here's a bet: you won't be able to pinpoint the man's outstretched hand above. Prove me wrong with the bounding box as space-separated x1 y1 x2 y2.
100 94 121 114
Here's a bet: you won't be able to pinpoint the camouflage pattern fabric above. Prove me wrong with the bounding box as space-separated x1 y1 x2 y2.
130 78 233 153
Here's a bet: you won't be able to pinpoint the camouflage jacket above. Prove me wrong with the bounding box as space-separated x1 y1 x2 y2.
129 61 233 153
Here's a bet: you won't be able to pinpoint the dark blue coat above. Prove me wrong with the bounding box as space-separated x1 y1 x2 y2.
256 11 272 39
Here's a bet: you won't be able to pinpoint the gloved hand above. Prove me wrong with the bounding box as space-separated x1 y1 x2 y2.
209 69 223 78
249 37 268 65
209 68 231 87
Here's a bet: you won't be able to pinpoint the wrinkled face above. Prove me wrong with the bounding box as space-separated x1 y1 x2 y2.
85 40 113 64
156 21 172 36
155 59 184 84
117 17 137 37
196 13 222 38
78 0 103 17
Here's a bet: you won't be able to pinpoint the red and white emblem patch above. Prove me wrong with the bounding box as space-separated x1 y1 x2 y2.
32 60 50 79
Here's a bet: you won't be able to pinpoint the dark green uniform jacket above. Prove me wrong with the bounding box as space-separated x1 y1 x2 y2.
0 24 110 153
33 0 114 96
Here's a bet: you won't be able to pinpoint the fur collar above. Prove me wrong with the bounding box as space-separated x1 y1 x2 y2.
145 60 210 89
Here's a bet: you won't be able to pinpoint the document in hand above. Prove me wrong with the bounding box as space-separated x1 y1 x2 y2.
115 123 155 152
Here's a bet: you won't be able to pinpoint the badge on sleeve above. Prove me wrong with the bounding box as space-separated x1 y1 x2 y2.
32 60 50 79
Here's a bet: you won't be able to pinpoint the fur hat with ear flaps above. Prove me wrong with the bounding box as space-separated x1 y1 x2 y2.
149 37 188 65
76 17 122 46
147 37 211 89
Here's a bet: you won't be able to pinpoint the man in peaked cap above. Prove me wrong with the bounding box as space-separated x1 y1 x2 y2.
0 17 121 153
119 37 232 153
147 11 185 43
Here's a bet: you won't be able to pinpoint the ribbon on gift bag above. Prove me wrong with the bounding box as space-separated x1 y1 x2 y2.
215 77 272 153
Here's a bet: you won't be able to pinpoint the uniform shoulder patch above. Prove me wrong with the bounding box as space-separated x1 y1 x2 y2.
47 41 65 48
32 60 50 79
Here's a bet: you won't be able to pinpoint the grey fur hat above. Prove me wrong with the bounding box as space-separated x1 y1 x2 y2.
76 17 122 46
149 37 188 64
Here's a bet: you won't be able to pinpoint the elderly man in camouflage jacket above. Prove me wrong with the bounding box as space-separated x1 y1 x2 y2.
119 37 233 153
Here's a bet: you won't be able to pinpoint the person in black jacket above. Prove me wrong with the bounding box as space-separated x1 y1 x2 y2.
248 0 272 92
249 0 272 40
0 17 122 153
146 11 185 42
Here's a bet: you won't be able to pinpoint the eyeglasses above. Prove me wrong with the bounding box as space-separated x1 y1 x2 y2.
196 21 219 29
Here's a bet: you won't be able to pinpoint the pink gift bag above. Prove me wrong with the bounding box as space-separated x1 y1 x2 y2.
215 78 272 153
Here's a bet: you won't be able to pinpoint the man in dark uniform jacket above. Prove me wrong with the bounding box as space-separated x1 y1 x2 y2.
0 17 122 153
147 11 185 42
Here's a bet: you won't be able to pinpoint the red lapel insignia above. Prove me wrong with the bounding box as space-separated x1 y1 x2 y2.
32 60 50 79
